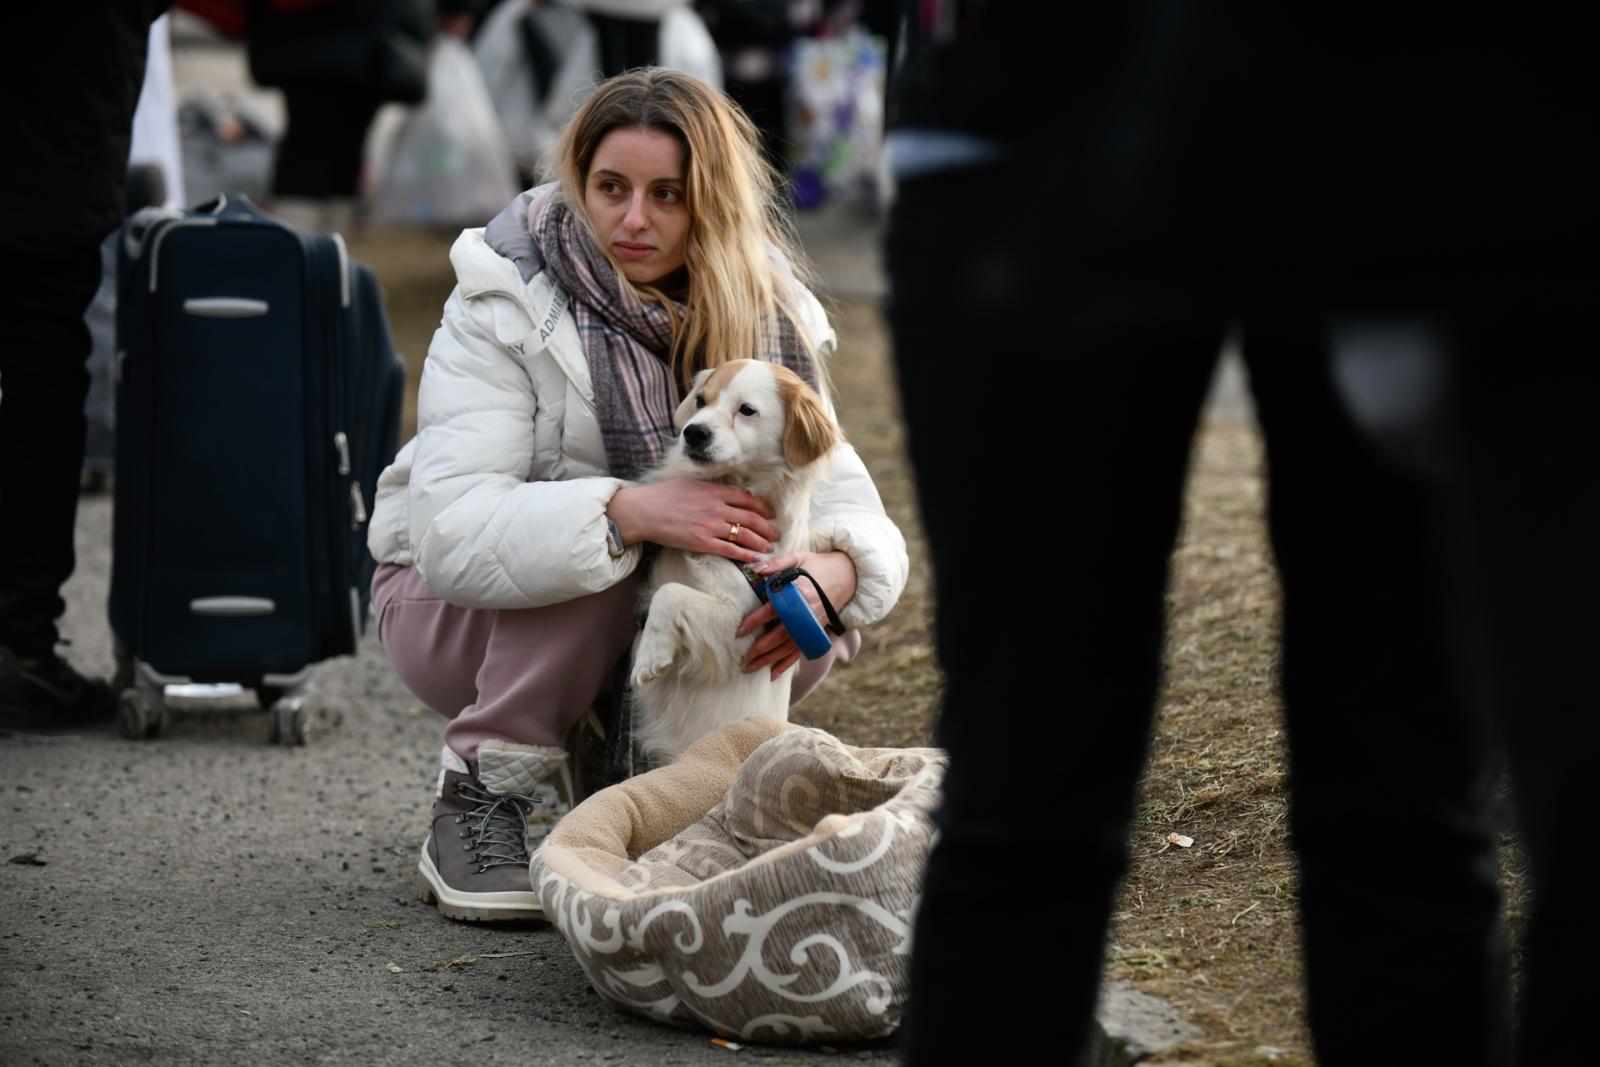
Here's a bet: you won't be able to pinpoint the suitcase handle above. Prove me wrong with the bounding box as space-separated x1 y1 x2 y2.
124 195 286 264
196 193 279 225
122 205 186 261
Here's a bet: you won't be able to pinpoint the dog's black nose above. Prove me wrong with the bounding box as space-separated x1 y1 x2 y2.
683 423 711 451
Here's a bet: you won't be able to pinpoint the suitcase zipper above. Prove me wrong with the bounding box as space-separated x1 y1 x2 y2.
334 431 365 529
318 235 361 647
301 233 346 655
348 482 368 529
333 431 352 475
332 233 351 309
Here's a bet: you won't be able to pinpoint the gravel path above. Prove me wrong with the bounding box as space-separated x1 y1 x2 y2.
0 495 898 1066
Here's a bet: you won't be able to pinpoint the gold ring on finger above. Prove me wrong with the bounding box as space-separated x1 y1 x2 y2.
727 523 741 542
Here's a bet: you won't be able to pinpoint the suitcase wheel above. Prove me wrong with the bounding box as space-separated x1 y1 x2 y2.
267 696 313 746
118 690 164 740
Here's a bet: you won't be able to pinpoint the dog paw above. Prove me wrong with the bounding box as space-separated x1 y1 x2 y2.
630 629 678 686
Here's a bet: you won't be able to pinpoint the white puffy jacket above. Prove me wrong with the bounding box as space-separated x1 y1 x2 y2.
366 223 909 631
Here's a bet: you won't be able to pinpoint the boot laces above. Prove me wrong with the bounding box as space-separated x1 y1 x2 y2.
455 782 536 872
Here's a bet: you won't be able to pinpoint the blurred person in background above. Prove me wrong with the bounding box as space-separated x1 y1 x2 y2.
696 0 819 176
560 0 718 78
436 0 499 41
473 0 722 187
0 3 171 727
885 5 1596 1065
244 0 435 231
365 68 906 923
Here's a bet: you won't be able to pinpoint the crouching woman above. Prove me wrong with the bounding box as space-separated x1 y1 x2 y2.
364 69 908 923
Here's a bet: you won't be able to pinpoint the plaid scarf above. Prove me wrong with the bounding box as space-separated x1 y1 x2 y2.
528 190 818 480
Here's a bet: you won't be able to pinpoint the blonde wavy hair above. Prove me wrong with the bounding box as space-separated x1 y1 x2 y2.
548 68 825 394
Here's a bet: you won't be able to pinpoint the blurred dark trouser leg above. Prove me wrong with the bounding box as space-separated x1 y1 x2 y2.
273 84 381 199
887 163 1221 1063
0 245 103 654
725 76 790 176
1244 328 1510 1065
1450 317 1600 1064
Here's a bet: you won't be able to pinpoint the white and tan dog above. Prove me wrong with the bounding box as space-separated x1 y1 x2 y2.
629 358 839 763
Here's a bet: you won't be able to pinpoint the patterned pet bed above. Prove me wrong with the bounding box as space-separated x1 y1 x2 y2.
531 717 946 1044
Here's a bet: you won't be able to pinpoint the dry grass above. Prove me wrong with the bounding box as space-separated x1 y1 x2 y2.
784 300 942 748
350 227 1526 1067
1109 423 1308 1066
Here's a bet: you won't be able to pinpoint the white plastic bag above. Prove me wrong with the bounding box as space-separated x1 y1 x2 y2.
473 0 550 179
372 36 518 227
787 30 887 209
659 6 723 92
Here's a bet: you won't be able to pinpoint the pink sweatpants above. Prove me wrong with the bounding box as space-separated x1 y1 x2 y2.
371 562 861 762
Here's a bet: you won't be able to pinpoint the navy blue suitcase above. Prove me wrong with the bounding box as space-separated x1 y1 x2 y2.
110 196 404 741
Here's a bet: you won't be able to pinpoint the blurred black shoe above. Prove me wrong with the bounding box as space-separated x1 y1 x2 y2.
0 645 114 730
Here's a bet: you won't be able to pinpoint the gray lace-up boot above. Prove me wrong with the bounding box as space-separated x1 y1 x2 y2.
415 740 575 922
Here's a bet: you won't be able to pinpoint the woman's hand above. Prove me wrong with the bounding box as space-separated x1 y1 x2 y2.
737 551 857 679
607 479 779 563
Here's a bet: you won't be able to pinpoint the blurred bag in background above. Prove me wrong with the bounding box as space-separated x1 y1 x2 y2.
178 93 279 206
371 35 517 227
786 28 886 210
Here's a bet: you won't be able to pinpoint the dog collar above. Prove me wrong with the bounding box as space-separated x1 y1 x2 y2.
737 562 771 603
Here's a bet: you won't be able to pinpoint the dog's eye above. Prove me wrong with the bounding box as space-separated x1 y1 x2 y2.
738 404 757 417
694 395 705 409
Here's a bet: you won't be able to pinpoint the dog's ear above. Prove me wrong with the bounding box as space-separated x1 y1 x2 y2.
779 370 839 469
673 368 714 432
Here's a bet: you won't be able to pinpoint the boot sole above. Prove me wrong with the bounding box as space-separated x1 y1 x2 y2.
415 842 544 923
